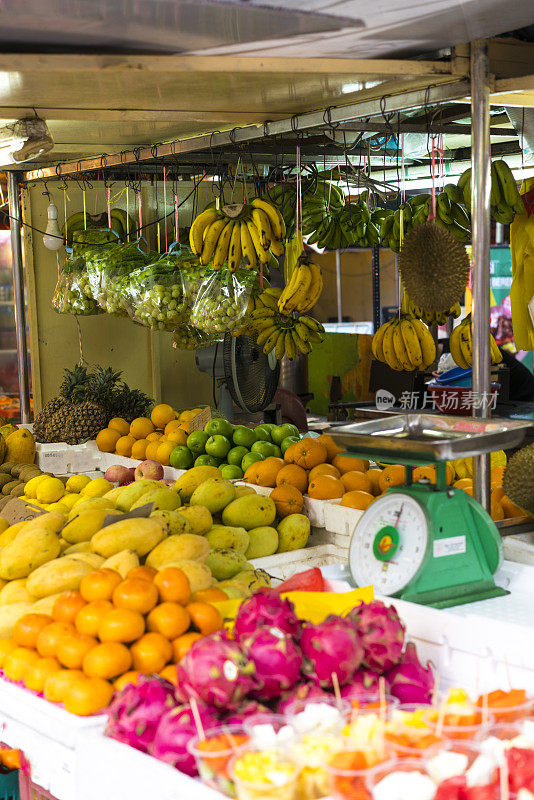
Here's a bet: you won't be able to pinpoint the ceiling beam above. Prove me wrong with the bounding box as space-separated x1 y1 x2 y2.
325 121 513 136
0 107 288 124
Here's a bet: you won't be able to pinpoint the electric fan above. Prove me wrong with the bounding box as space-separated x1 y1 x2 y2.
195 334 280 420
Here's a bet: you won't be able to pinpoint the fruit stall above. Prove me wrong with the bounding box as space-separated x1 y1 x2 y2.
0 13 531 800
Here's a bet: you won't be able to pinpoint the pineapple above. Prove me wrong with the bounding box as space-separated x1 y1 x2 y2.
34 364 89 443
110 382 152 423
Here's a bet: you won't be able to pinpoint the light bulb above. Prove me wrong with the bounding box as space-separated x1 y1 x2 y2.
43 201 64 250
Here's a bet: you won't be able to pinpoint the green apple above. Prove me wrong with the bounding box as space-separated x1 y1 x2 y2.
233 425 258 448
169 446 194 470
254 425 272 442
271 424 300 446
281 435 300 454
260 423 277 431
242 452 265 472
227 445 248 466
221 464 244 480
187 430 209 456
251 441 277 458
205 418 234 438
195 454 222 468
272 445 282 458
205 435 232 459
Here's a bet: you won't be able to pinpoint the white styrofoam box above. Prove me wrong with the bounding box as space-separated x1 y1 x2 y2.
35 440 101 474
323 501 363 540
251 544 347 582
502 534 534 566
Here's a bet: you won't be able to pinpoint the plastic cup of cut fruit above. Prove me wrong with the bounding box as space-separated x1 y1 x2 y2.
423 739 481 782
474 721 523 743
286 696 351 735
188 725 250 797
326 744 396 800
476 691 534 723
230 750 299 800
344 691 400 715
365 757 436 800
424 708 494 741
385 704 446 759
243 714 295 750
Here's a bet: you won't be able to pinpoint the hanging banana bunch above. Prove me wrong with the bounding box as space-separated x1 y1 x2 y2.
449 314 503 369
372 315 436 372
457 159 524 225
277 253 323 315
401 291 462 325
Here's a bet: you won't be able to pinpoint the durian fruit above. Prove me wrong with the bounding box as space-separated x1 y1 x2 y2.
503 445 534 515
398 220 470 312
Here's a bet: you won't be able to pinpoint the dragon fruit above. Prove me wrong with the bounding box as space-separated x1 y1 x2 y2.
150 703 219 776
175 629 255 711
277 681 332 715
225 701 271 726
300 615 364 688
104 674 177 753
347 600 405 673
241 628 303 701
385 642 434 705
233 588 300 643
339 669 381 702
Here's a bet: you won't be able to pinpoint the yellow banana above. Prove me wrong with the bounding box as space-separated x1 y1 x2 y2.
240 221 257 269
490 335 503 364
263 328 281 354
263 287 282 299
291 328 312 355
382 321 403 371
285 331 297 360
459 325 473 366
228 220 242 272
275 330 286 360
270 238 284 257
256 324 279 346
279 263 313 313
411 318 437 369
252 198 285 240
449 326 469 369
258 291 278 310
201 217 229 266
212 220 235 270
372 322 389 362
247 219 269 264
251 208 272 249
189 208 222 254
299 263 323 312
392 320 413 370
400 317 423 368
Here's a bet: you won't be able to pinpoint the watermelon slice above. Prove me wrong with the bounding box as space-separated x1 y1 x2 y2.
275 567 325 593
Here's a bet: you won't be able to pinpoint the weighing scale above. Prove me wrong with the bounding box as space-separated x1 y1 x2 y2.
327 414 531 609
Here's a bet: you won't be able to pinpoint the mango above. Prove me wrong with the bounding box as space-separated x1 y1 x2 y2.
174 466 221 503
58 537 70 553
61 509 113 544
0 603 34 638
156 559 212 594
131 487 181 512
91 518 166 558
277 514 310 552
64 541 92 555
5 428 36 465
222 495 276 530
190 478 236 514
206 525 250 555
24 511 65 535
178 505 213 536
115 480 162 512
245 527 278 559
217 583 248 599
101 549 139 577
0 521 26 548
0 528 61 580
150 510 191 536
146 534 210 569
234 568 271 592
0 579 36 605
68 498 114 519
80 477 112 498
103 486 124 504
234 485 257 499
205 548 248 581
26 557 93 598
69 553 105 569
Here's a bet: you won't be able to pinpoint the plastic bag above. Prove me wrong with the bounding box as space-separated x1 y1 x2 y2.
172 324 217 350
52 253 103 315
71 228 119 303
97 240 149 317
191 267 255 336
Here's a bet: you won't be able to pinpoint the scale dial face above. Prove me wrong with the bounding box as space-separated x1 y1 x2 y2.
349 492 431 596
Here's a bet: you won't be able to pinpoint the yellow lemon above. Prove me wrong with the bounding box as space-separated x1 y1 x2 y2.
25 474 49 499
36 477 66 504
65 474 92 493
80 478 113 498
58 493 80 510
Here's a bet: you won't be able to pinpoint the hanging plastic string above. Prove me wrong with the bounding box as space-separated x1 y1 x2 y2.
94 171 100 215
107 186 111 230
429 137 438 221
163 166 168 251
295 144 303 258
126 186 130 241
138 191 143 239
400 133 406 206
63 189 68 245
174 194 179 245
439 133 445 193
82 189 87 230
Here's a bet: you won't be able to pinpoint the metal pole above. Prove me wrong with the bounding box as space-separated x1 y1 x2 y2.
7 172 31 424
470 40 491 511
372 246 381 332
335 250 342 323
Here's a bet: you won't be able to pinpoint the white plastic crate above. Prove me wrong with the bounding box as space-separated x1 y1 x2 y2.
251 543 347 581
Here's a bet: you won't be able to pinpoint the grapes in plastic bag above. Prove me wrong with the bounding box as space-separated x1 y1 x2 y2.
172 324 217 350
52 254 103 316
98 240 148 317
72 228 120 303
191 267 255 336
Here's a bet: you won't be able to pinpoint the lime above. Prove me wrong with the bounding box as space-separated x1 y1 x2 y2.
281 435 300 454
253 425 272 442
227 445 248 466
194 454 222 468
242 452 265 471
251 441 277 458
205 418 234 438
169 446 194 470
271 423 299 445
233 425 257 448
187 431 209 456
221 464 244 480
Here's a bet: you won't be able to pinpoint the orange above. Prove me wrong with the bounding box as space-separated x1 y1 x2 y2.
332 454 369 474
453 478 473 491
130 417 156 440
112 578 159 615
151 403 176 429
130 632 173 673
115 435 135 458
270 485 304 517
413 464 454 485
190 588 228 603
0 750 21 770
127 565 157 582
340 490 375 510
186 602 223 635
501 495 526 519
80 569 123 603
3 647 39 682
308 463 341 481
63 676 114 716
492 486 505 504
308 475 345 500
83 642 132 680
98 608 145 643
292 439 328 470
75 600 113 637
164 419 183 435
367 469 383 496
179 422 191 434
24 657 62 692
147 602 191 640
131 439 149 461
179 408 200 423
155 442 176 466
36 621 75 658
57 633 97 669
276 464 308 493
113 671 141 692
340 471 372 494
53 591 86 624
96 428 121 453
146 432 162 442
378 464 406 493
283 442 298 464
256 457 285 488
0 639 17 668
166 429 188 447
153 567 191 605
159 665 178 686
145 441 161 461
108 418 131 437
171 632 203 662
44 669 85 704
316 434 344 461
243 463 260 484
13 613 53 648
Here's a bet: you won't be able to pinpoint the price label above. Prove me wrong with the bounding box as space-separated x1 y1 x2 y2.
1 498 46 525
